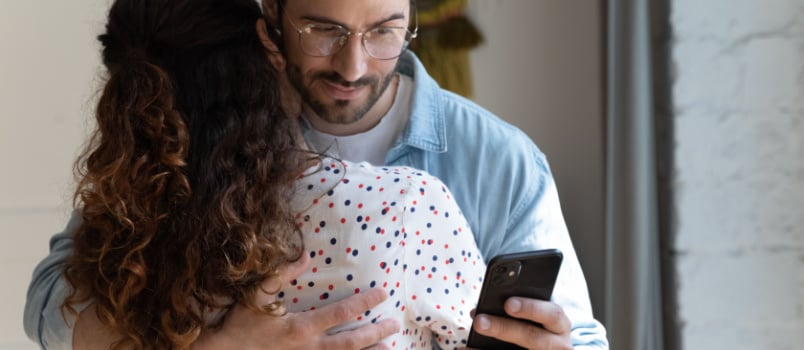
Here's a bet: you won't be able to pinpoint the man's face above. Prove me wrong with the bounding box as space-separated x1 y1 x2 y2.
272 0 410 125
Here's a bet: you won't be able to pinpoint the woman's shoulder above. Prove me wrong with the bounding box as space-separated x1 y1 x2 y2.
339 160 438 187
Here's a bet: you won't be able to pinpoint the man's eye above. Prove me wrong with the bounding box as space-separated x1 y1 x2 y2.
308 25 343 34
372 27 397 36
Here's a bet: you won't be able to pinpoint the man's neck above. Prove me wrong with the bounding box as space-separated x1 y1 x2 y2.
305 74 400 137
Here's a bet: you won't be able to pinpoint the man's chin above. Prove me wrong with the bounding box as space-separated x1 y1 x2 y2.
311 107 363 125
308 99 369 125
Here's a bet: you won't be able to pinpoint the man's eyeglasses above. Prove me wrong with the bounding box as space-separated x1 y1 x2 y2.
281 9 418 60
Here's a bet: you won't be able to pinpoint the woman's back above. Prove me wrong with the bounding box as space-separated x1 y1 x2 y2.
282 159 485 349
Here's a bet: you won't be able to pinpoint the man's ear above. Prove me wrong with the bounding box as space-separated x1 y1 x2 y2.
256 18 286 71
262 0 280 28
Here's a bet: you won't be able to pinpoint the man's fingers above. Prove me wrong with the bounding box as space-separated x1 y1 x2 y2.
472 298 572 350
254 253 311 305
504 298 571 335
280 252 312 283
324 319 399 350
296 288 389 330
472 313 554 349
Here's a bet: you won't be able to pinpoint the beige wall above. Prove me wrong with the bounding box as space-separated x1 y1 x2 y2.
0 1 107 348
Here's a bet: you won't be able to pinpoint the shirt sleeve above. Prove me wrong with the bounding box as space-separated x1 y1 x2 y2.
504 148 609 349
400 172 486 350
24 210 85 350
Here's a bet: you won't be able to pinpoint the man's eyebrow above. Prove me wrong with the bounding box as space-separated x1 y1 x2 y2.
301 12 406 29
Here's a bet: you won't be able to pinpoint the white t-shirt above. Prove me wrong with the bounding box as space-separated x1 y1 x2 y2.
304 74 414 165
281 158 486 349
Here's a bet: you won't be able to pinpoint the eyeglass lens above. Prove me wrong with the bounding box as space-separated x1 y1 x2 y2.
299 25 411 59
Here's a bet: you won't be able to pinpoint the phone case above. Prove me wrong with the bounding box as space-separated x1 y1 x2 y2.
466 249 563 350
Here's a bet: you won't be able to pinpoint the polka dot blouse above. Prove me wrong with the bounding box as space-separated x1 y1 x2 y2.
281 158 487 349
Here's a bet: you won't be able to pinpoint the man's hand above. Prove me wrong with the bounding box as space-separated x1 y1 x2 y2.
469 297 572 350
193 254 400 350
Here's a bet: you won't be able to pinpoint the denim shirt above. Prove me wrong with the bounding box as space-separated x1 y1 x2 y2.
381 52 608 349
24 52 608 349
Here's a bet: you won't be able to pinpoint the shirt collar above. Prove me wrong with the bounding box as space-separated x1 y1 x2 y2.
392 51 447 155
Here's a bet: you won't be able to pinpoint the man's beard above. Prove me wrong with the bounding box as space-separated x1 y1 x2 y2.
287 64 396 125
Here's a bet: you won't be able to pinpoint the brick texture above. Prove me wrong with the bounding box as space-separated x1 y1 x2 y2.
671 0 804 349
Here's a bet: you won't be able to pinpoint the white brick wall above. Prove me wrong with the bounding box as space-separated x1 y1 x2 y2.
671 0 804 348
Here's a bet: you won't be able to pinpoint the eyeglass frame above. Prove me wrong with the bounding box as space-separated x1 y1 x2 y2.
276 4 418 60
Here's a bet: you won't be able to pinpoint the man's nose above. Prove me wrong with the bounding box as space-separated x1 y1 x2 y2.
331 35 368 82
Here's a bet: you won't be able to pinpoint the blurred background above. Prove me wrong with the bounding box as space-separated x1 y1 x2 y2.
2 0 802 349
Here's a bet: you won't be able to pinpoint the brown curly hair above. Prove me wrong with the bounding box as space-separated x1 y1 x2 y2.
62 0 306 348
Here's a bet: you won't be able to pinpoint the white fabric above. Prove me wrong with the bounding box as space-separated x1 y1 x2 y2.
282 159 486 349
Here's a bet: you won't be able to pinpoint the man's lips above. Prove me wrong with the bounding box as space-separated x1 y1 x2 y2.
322 80 366 100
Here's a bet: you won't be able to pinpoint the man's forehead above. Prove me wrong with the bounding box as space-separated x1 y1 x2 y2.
272 0 410 10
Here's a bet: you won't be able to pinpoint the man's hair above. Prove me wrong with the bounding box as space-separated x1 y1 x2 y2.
64 0 305 348
274 0 416 17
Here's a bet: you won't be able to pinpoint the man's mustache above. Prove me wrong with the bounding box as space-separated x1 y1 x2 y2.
314 71 377 88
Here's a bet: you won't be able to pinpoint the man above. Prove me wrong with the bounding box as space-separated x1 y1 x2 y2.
25 0 608 348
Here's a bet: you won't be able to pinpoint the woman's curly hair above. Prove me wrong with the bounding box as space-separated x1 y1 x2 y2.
62 0 307 348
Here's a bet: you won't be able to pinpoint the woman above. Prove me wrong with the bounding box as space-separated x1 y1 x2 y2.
63 0 485 349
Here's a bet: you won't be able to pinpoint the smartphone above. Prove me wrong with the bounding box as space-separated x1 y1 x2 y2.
466 249 563 350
